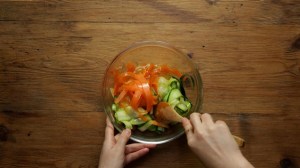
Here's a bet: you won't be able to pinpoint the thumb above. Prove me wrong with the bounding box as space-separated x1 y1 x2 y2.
116 129 131 149
182 117 193 140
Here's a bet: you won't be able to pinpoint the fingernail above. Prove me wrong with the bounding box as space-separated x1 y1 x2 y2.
124 129 131 136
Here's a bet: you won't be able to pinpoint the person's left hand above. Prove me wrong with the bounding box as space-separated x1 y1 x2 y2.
99 117 156 168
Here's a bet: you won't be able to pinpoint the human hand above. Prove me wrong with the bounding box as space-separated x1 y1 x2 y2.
99 117 156 168
182 113 254 168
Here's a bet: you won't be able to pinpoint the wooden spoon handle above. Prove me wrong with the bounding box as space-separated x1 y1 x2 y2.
233 135 245 147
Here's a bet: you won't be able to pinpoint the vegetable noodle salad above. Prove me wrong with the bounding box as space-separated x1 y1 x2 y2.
111 63 192 133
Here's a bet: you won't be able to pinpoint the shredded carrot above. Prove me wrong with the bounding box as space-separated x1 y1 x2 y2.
160 64 182 77
152 120 169 128
112 63 182 112
131 90 142 109
115 90 127 104
126 62 136 72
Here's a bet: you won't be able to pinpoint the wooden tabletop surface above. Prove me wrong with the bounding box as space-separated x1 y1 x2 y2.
1 0 300 167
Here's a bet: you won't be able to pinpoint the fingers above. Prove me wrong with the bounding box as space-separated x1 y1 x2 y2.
201 113 214 128
124 143 156 165
187 113 216 135
115 134 120 141
216 120 230 132
116 129 131 149
190 113 215 127
182 117 193 139
125 143 156 154
124 148 150 165
104 117 115 143
215 120 226 127
190 113 203 129
106 117 114 128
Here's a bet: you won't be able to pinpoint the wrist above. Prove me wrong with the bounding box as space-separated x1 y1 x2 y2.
233 153 254 168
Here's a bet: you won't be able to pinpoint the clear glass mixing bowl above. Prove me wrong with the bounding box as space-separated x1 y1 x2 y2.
102 41 203 144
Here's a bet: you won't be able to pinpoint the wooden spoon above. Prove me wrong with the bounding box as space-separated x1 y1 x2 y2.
155 102 245 147
155 102 183 124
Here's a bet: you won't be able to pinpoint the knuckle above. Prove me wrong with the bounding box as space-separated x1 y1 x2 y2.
216 120 226 127
207 125 215 132
202 113 210 118
190 113 198 118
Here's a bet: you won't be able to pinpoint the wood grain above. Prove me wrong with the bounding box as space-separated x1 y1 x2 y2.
1 0 300 168
0 0 299 24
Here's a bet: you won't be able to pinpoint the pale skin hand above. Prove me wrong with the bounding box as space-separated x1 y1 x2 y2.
182 113 254 168
99 118 156 168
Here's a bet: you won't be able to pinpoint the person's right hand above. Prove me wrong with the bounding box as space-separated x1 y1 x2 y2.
182 113 254 168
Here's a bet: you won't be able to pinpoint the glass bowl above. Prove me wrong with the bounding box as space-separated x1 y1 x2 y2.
102 41 203 144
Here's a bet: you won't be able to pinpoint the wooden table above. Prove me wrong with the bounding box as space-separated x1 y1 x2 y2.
1 0 300 167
